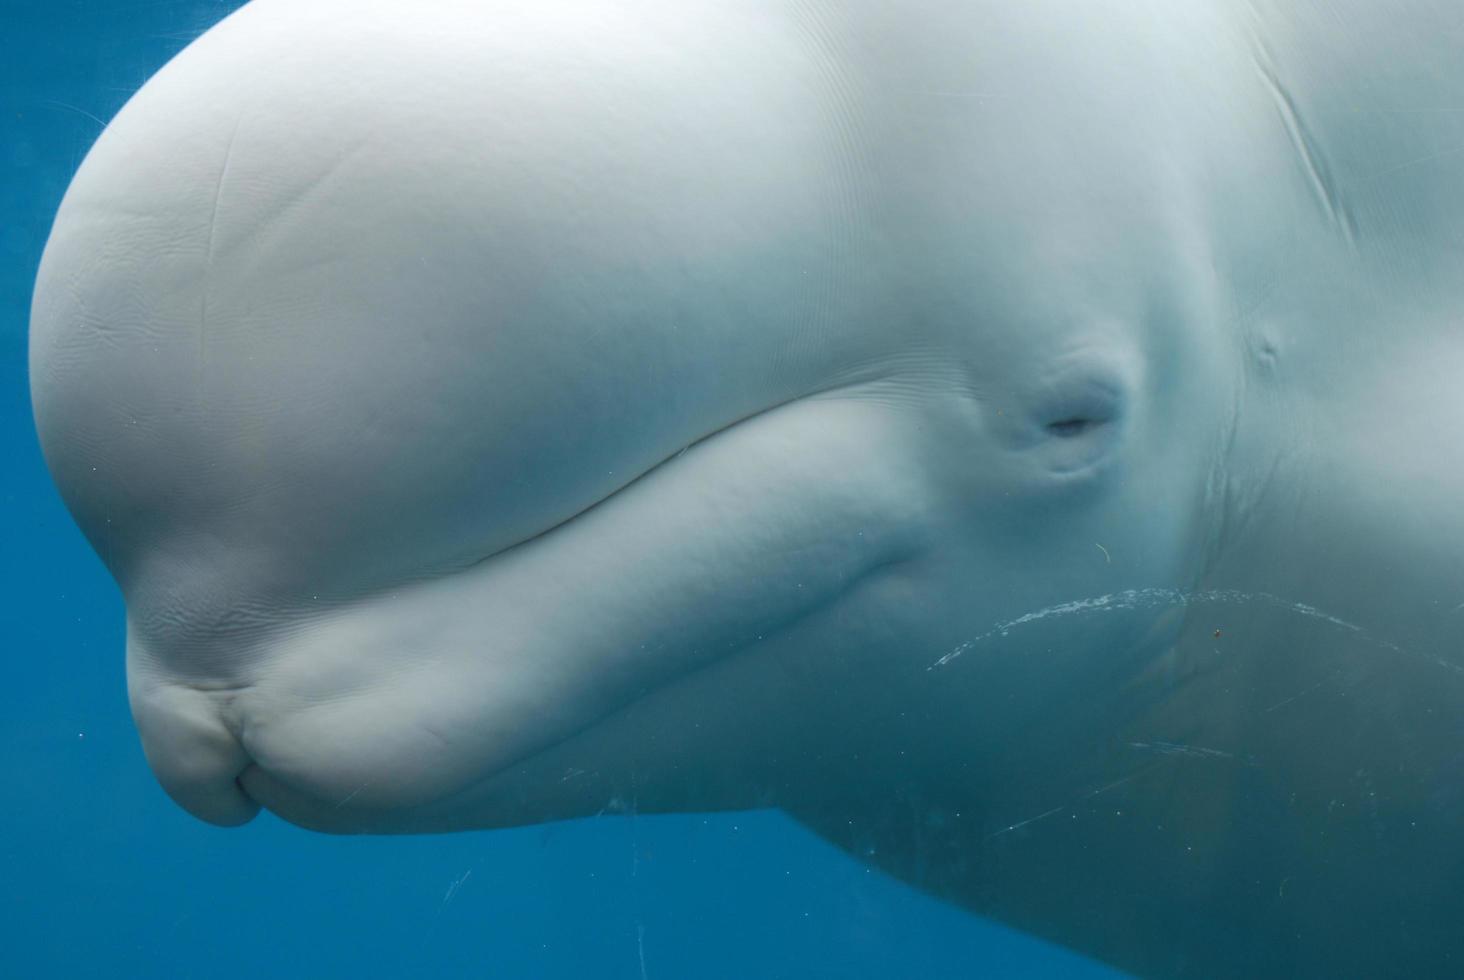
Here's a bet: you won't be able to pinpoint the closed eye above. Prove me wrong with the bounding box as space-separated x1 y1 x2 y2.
1045 417 1102 438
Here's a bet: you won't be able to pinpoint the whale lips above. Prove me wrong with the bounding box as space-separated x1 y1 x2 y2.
130 678 260 827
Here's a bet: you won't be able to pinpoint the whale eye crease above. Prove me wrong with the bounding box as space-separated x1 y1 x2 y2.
1045 417 1100 437
1034 369 1126 443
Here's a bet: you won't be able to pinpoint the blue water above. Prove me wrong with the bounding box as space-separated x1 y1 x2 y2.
0 4 1121 976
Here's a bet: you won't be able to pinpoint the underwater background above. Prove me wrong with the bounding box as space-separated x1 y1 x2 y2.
1 3 1121 976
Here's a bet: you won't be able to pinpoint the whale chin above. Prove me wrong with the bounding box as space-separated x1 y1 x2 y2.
234 758 502 836
130 663 579 836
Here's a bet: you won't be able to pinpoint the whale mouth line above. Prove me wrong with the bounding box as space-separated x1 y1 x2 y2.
452 379 882 577
230 636 720 830
233 547 921 835
132 399 775 829
145 378 919 832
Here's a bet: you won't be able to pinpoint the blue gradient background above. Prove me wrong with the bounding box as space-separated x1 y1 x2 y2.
0 4 1120 977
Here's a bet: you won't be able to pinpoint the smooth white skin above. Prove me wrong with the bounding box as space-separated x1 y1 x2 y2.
30 0 1464 976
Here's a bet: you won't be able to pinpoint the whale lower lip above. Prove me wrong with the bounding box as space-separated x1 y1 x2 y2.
126 665 263 827
134 388 924 833
232 713 599 833
234 762 371 831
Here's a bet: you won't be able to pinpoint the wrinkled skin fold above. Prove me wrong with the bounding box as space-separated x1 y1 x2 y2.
29 1 1464 976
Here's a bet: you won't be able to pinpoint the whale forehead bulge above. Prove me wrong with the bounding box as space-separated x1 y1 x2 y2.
33 0 890 603
31 0 1231 612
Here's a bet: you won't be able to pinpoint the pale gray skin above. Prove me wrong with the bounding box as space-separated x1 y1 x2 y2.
28 0 1464 976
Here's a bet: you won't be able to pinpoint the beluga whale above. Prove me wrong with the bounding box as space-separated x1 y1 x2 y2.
29 0 1464 975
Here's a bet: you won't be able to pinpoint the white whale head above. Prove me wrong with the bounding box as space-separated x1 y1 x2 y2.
31 0 1263 834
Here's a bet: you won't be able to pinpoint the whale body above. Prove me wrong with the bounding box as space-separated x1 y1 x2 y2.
30 1 1464 976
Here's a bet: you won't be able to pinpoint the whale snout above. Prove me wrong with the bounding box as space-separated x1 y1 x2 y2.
129 679 260 827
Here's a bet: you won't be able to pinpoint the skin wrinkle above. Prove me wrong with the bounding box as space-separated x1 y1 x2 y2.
200 112 244 367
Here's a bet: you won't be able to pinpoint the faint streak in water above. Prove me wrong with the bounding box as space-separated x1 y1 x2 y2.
1264 671 1343 713
442 870 472 905
927 588 1462 677
333 777 378 809
1126 740 1234 761
40 98 108 130
985 772 1142 842
985 804 1066 840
